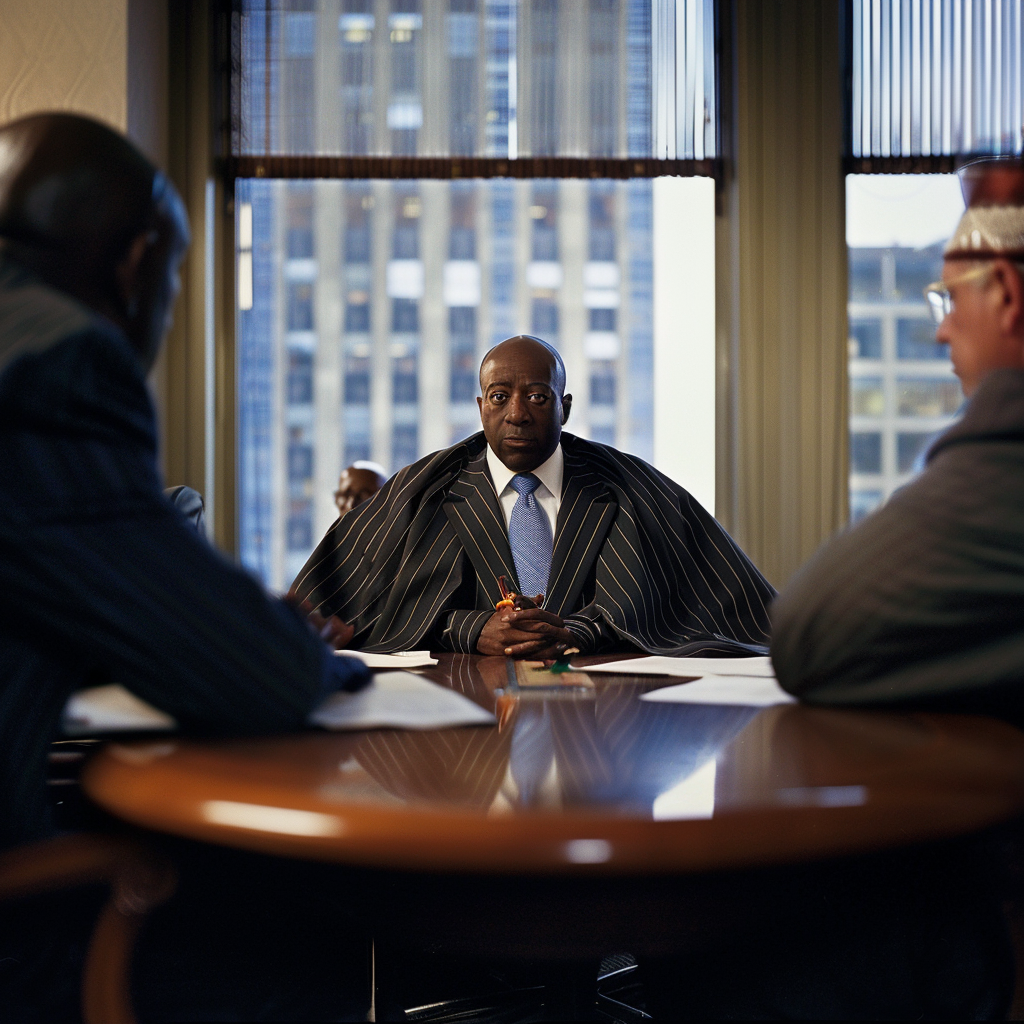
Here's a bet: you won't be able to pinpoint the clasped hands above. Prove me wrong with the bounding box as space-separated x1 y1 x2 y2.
476 598 574 658
286 587 574 660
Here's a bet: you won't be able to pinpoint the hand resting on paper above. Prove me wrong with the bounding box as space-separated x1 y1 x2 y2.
285 589 355 650
477 605 574 659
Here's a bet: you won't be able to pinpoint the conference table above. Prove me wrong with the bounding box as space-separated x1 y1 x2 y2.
81 653 1024 1018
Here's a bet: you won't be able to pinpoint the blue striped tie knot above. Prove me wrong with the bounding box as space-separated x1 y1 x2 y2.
508 473 553 601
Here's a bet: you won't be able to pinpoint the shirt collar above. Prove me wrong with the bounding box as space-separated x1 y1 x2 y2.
486 442 563 500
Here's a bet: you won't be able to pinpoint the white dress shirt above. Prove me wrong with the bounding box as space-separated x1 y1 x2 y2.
485 443 563 538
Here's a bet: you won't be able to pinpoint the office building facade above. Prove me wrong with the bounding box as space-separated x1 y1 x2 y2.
848 241 961 521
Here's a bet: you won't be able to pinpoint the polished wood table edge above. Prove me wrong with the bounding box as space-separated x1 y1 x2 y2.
82 749 1024 875
79 652 1024 876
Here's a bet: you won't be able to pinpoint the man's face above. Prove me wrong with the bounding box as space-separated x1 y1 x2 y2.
477 340 571 472
935 258 1024 397
334 468 382 515
136 238 184 372
123 185 190 373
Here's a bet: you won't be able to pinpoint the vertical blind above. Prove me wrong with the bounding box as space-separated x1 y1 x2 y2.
850 0 1024 162
230 0 717 167
652 0 716 160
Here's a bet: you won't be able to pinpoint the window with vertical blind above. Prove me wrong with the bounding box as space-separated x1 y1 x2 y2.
847 0 1023 169
844 0 1022 521
227 0 719 591
230 0 716 161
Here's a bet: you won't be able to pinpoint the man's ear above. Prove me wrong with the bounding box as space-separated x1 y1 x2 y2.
561 393 572 425
114 229 157 317
476 395 483 419
996 259 1024 339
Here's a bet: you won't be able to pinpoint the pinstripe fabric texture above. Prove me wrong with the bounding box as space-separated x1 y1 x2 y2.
295 432 777 656
0 255 340 850
772 367 1024 722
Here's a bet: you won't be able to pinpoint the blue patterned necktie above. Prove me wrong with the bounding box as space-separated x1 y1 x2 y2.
508 473 553 600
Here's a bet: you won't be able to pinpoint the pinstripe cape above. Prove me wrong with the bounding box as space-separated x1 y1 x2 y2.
0 254 356 849
294 432 776 655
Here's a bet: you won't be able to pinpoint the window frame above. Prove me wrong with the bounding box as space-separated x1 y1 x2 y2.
200 0 722 559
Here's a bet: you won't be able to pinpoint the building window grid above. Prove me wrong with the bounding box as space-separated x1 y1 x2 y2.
848 245 960 520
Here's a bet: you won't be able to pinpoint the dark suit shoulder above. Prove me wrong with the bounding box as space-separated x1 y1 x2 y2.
929 369 1024 460
390 431 485 494
341 431 484 530
0 257 150 438
0 259 158 519
0 256 96 373
560 432 700 512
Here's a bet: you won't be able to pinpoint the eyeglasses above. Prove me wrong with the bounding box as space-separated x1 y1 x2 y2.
923 263 993 325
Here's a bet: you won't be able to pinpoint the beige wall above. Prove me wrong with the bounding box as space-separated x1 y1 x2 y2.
0 0 128 134
0 0 170 461
0 0 167 165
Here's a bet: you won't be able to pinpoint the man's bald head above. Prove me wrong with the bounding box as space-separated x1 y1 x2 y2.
479 335 566 396
0 113 189 369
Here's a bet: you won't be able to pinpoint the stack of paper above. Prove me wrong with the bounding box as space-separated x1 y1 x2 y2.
585 655 775 678
336 650 437 669
62 684 177 736
640 675 795 707
311 670 494 730
584 655 795 707
62 670 492 737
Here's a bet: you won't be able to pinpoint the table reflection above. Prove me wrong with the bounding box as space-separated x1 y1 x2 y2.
347 672 760 817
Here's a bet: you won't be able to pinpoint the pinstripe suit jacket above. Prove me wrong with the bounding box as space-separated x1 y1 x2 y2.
0 254 346 849
294 432 776 656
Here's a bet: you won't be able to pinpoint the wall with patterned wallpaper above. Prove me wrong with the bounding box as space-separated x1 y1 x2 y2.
0 0 127 132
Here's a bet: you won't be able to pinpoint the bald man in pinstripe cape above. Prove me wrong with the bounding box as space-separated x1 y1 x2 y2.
295 336 775 657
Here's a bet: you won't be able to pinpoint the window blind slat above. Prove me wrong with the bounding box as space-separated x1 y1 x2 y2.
233 0 716 165
851 0 1023 160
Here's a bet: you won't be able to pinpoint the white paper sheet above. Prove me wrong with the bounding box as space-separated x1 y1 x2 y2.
584 655 775 678
63 671 491 737
309 671 495 730
62 684 177 736
335 650 438 669
640 674 796 707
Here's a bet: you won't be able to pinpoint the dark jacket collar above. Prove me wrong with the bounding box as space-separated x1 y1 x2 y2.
929 369 1024 462
443 446 519 607
442 434 617 614
0 251 121 375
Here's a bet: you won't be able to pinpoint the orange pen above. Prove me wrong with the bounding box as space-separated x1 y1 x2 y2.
496 575 544 611
496 575 516 610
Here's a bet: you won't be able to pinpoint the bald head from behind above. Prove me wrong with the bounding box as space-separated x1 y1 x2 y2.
477 335 572 472
0 113 190 371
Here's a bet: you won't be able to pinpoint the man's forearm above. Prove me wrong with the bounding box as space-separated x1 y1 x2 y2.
562 604 624 654
436 609 494 653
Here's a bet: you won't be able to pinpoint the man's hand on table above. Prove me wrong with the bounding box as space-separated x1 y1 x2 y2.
285 590 371 696
285 590 355 650
477 607 574 658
